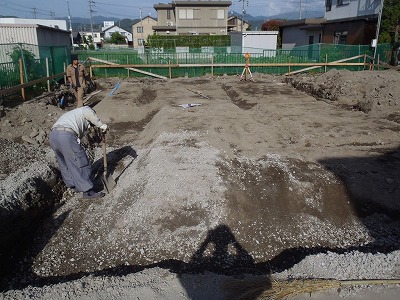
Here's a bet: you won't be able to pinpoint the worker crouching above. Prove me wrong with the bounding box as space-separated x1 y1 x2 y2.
49 106 108 199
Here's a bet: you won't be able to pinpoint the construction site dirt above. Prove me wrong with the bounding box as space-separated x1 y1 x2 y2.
1 69 400 299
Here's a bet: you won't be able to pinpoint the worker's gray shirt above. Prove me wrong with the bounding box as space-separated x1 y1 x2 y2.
52 106 104 139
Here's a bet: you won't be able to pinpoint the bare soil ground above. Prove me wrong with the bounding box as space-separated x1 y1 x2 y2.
1 69 400 299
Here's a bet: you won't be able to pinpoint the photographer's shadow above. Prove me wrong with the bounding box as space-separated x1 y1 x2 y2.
177 224 269 300
183 224 255 274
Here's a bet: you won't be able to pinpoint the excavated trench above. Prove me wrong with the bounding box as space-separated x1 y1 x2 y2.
0 139 64 281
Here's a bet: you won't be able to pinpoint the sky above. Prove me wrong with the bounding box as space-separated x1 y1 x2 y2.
0 0 325 20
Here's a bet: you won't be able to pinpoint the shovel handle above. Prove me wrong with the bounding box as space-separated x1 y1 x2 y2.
102 132 107 176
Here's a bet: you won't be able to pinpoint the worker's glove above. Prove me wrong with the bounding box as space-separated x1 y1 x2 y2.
85 126 103 148
100 124 109 133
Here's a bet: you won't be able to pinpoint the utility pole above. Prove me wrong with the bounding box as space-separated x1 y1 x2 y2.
88 0 95 43
66 0 74 47
239 0 248 32
31 7 37 19
299 0 302 19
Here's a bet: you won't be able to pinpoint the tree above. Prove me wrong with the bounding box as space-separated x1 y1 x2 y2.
380 0 400 46
7 45 42 81
85 35 95 50
261 19 285 31
261 19 286 48
108 32 126 44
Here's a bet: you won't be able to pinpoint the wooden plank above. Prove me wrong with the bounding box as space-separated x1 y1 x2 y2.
376 59 400 70
284 54 366 75
0 72 66 96
92 62 365 69
89 57 168 80
92 64 179 68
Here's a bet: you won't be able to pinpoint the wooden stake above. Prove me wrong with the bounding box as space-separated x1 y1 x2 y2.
19 58 25 101
127 55 130 77
211 55 214 77
169 59 172 79
325 54 328 73
46 57 51 92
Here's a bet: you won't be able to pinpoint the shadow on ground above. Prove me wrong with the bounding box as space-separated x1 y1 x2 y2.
92 145 138 191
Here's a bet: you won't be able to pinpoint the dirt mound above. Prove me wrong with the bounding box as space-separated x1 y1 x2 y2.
290 69 400 117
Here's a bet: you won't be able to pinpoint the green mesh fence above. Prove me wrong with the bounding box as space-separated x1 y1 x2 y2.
0 61 20 90
0 42 394 91
77 43 393 79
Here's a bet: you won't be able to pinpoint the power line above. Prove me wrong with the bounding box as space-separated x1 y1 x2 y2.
95 1 153 9
93 8 142 19
0 0 58 17
1 0 49 14
31 7 37 19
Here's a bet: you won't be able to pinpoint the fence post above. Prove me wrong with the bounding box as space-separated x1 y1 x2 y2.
211 55 214 77
19 58 25 101
288 57 291 76
325 54 328 73
46 57 51 92
127 55 130 78
169 59 172 79
88 57 93 78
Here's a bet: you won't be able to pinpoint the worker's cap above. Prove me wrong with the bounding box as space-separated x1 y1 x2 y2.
71 54 78 62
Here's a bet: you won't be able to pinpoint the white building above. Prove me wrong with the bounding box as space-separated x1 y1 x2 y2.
102 21 115 31
0 23 70 63
230 31 278 55
0 18 67 30
103 25 133 46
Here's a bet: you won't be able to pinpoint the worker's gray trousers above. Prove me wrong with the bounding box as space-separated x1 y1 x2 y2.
49 130 93 192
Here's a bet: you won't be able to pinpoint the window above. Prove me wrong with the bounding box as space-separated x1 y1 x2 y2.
325 0 332 12
217 9 224 20
137 27 143 33
334 31 348 44
337 0 350 5
178 9 193 19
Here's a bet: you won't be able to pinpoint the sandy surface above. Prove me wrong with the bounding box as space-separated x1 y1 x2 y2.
1 70 400 299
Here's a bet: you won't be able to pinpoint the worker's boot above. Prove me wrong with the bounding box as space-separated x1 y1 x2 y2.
82 190 105 199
